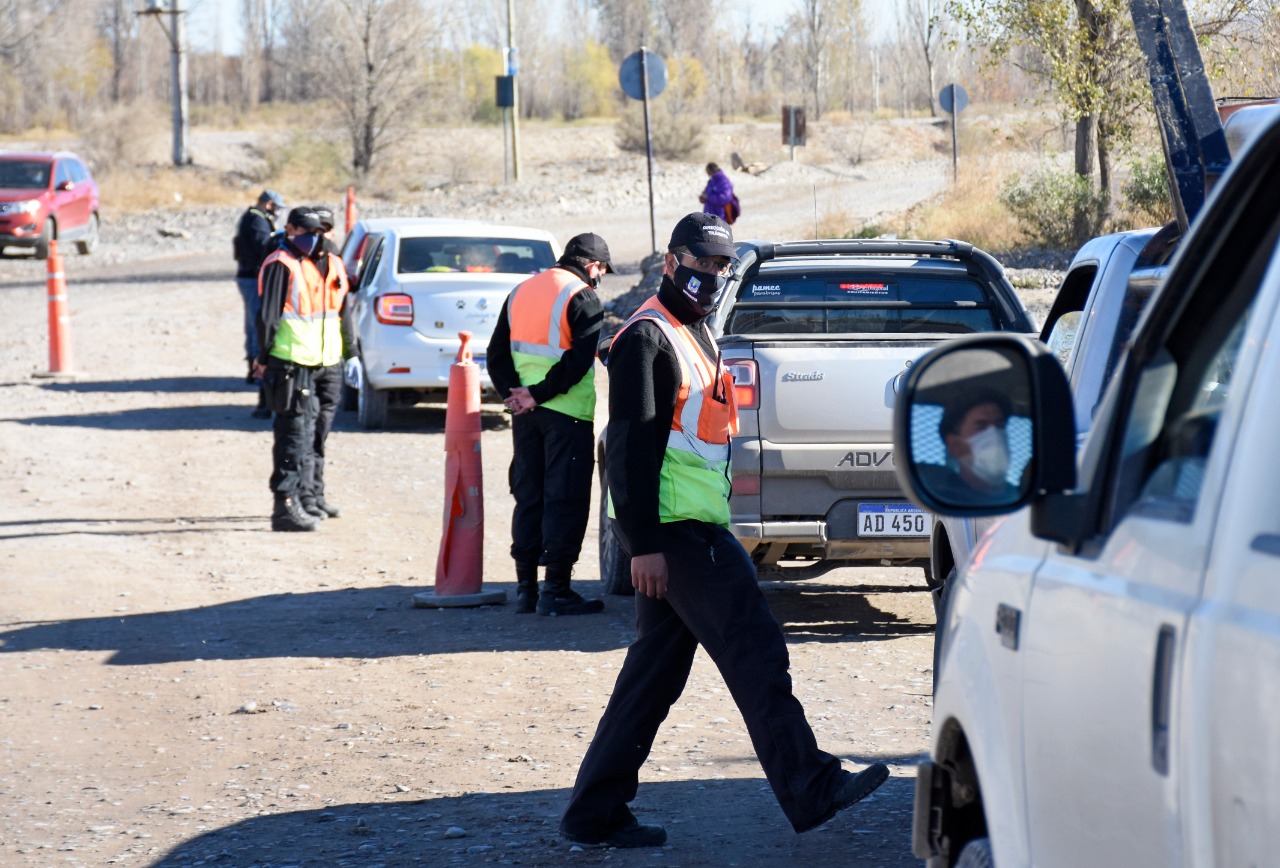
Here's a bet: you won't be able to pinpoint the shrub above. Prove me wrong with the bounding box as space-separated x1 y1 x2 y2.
1000 168 1108 250
1122 151 1173 226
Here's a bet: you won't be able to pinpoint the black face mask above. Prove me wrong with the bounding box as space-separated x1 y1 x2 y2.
673 262 726 318
290 234 319 257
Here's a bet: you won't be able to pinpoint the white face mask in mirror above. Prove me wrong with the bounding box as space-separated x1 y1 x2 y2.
964 425 1010 488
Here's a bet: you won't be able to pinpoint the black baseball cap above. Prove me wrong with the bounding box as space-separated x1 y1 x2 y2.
563 232 614 272
668 212 735 259
313 207 335 231
286 207 322 231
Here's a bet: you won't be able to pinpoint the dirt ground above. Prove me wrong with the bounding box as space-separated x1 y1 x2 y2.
0 131 966 867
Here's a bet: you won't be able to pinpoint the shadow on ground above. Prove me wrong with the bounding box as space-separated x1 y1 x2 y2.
149 776 920 867
0 576 931 664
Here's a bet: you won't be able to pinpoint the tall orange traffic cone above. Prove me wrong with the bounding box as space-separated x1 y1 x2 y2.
343 186 357 238
32 239 75 379
413 332 506 608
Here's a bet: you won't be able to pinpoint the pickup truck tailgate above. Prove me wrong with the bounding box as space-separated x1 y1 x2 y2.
747 339 938 511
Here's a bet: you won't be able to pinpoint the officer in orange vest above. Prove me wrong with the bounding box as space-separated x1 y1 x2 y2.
558 214 888 848
486 233 611 615
252 207 349 532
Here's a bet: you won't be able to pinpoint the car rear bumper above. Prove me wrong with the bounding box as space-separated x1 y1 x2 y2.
361 331 494 391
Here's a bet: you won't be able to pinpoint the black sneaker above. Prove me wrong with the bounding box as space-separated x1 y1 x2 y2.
271 496 320 532
536 590 604 616
562 820 666 848
800 763 890 832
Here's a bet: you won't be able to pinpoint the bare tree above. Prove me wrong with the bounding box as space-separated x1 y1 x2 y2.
905 0 946 116
329 0 432 178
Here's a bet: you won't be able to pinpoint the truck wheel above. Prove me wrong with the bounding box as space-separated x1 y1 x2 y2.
340 383 358 412
357 375 388 429
598 483 633 596
35 219 54 260
955 838 993 868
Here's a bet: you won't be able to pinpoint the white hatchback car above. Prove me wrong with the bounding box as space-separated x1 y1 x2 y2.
339 218 560 428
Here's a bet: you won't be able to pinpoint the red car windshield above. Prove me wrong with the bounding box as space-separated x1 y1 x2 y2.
0 160 52 189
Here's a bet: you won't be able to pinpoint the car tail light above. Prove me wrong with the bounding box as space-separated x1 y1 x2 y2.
725 358 758 409
375 294 414 325
731 474 761 496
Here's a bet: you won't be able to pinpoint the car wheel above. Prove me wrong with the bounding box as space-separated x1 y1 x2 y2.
35 219 54 260
357 374 388 429
954 837 993 868
598 477 633 596
75 212 99 255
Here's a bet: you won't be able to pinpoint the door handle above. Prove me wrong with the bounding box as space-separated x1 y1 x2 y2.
1151 624 1176 776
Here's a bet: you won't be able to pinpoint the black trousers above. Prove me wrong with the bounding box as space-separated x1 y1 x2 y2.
268 361 318 496
508 406 594 568
560 521 844 836
302 362 342 503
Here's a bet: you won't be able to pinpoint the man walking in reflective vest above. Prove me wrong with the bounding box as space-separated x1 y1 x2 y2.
487 233 611 615
558 213 888 848
253 207 349 532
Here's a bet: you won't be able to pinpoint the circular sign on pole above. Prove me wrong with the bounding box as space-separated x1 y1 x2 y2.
939 83 969 115
619 50 667 101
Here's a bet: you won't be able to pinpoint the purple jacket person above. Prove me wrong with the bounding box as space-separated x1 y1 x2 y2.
699 162 737 223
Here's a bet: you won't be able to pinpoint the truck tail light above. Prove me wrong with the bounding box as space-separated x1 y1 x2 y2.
725 358 758 409
731 474 761 496
376 294 414 325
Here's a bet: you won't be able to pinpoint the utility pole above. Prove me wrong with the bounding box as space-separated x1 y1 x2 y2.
139 0 189 166
507 0 521 182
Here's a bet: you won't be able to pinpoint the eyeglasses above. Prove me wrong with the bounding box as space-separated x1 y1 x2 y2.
678 253 734 276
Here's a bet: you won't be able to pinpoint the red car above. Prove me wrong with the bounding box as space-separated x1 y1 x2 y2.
0 151 100 259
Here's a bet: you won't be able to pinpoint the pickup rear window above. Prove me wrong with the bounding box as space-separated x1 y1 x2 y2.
726 272 998 335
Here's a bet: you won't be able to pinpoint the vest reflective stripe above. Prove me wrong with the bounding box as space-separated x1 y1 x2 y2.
507 267 596 421
611 297 739 526
260 248 348 367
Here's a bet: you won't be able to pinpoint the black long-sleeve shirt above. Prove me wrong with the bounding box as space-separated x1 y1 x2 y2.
605 276 719 557
234 207 275 278
256 239 353 366
486 262 603 404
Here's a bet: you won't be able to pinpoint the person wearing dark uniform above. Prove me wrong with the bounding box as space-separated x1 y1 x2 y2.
253 207 349 532
558 213 889 848
296 206 352 522
486 233 610 615
234 189 285 418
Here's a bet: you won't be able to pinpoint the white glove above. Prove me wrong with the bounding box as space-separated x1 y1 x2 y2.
343 357 360 388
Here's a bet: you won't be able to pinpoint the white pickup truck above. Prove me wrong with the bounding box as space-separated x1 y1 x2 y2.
895 104 1280 867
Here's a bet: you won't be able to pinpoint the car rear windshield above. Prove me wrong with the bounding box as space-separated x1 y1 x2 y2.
726 271 1000 335
0 160 51 190
397 237 556 275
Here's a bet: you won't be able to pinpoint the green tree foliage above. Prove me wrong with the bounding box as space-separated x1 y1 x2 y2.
463 44 504 124
1000 166 1110 248
1121 150 1173 226
562 39 616 121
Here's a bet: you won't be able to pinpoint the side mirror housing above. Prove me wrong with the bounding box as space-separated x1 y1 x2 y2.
893 334 1077 518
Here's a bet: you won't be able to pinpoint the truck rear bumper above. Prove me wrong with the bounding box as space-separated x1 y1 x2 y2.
732 520 930 561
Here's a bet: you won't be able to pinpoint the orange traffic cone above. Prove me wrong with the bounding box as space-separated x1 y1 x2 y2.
343 186 357 238
413 332 506 608
32 239 75 379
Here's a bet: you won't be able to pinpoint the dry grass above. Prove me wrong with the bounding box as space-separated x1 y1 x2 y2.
891 156 1031 252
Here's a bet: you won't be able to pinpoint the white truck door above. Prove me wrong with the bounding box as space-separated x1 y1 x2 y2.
1181 235 1280 867
1017 217 1270 867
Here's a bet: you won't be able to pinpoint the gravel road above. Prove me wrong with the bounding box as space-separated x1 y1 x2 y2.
0 123 1060 867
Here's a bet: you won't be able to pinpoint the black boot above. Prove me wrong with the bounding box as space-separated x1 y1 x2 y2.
311 497 341 518
300 498 327 521
514 563 539 614
536 564 603 616
272 494 319 532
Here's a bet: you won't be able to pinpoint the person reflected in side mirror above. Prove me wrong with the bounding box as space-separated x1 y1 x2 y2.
920 389 1020 506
